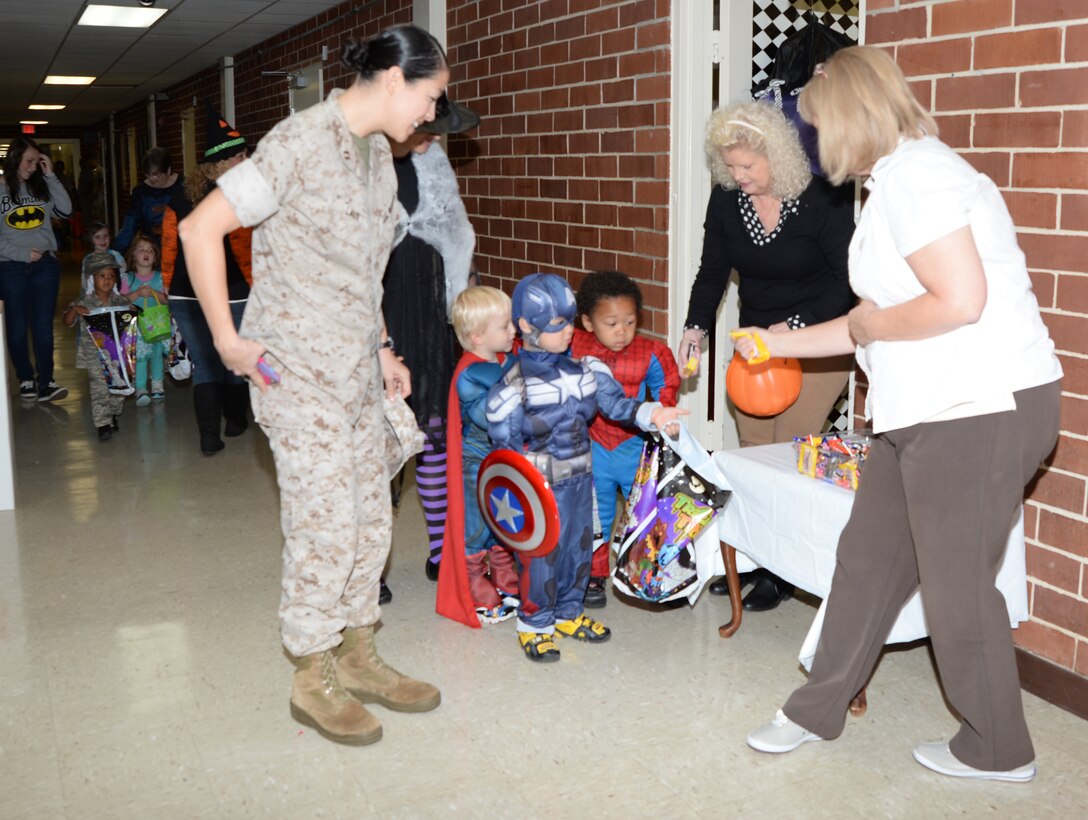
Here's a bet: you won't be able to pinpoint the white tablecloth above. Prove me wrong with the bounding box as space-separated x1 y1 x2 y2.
710 442 1028 669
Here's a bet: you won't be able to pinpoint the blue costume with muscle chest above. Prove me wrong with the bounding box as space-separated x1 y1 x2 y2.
459 356 511 553
486 275 661 636
436 350 519 628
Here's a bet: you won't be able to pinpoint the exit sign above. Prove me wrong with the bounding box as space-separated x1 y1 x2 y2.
21 124 35 134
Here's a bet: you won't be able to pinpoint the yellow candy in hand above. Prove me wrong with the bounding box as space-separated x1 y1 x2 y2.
729 330 771 365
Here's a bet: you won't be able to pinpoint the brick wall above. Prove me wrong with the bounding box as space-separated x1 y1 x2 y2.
445 0 673 338
106 0 411 220
867 0 1088 679
96 0 674 335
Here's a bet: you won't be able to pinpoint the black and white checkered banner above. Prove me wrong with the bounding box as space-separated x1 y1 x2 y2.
752 0 860 89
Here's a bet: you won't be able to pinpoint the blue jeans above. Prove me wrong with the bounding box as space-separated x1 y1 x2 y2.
169 297 247 386
0 255 61 386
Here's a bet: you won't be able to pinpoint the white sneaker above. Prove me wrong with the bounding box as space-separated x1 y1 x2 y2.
913 742 1036 783
136 391 151 407
747 709 822 754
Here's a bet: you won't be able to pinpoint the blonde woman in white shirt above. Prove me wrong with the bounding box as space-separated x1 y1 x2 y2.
740 46 1062 783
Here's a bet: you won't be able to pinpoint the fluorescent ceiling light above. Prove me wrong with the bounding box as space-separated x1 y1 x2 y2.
78 4 168 28
29 105 66 111
44 76 96 85
20 120 49 125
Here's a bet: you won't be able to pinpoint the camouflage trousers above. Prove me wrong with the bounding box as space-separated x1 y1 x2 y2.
87 369 124 427
264 382 392 658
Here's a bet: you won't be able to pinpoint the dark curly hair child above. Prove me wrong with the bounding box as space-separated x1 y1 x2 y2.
575 270 643 321
571 268 680 609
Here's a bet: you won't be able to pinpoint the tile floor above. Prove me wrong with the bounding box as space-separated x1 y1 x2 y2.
2 258 1087 818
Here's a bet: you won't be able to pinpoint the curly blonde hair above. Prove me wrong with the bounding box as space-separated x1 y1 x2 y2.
184 158 235 205
705 101 811 200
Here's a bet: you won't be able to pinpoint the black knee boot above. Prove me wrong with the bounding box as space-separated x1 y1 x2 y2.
223 383 250 438
193 383 225 455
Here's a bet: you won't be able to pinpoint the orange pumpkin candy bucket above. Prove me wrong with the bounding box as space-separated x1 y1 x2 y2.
725 348 803 417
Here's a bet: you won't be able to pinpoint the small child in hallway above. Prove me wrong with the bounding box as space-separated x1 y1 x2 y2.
570 270 681 608
486 273 688 662
81 221 127 295
63 252 130 441
124 232 167 406
436 286 522 627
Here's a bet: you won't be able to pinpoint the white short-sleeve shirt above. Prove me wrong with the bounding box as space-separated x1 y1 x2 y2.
850 137 1061 433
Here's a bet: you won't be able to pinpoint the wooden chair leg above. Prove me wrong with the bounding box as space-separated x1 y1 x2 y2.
717 541 743 638
849 687 868 717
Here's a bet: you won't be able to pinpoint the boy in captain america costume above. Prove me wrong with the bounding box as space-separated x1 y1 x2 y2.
570 271 681 607
486 273 687 662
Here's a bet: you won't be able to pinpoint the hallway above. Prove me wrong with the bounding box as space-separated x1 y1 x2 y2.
1 255 1087 818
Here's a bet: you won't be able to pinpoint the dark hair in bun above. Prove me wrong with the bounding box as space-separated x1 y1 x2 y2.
341 24 447 83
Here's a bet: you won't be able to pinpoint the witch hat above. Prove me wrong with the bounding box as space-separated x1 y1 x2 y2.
203 103 247 162
417 92 480 135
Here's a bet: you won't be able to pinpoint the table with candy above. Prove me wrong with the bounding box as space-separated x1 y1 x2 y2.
710 441 1027 672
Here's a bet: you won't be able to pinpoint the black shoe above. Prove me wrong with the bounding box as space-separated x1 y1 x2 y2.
425 558 440 582
38 382 68 403
379 578 392 605
742 575 793 612
111 415 120 431
584 576 607 609
709 571 755 596
97 425 112 441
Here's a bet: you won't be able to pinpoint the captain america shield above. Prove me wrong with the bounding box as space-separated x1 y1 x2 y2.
477 450 560 558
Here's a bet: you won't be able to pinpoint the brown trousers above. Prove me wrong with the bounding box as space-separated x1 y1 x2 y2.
783 380 1061 771
735 355 853 447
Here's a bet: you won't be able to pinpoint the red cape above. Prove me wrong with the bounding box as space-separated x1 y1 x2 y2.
435 351 505 627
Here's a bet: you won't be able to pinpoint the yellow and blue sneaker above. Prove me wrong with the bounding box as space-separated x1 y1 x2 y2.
554 613 611 643
518 631 561 663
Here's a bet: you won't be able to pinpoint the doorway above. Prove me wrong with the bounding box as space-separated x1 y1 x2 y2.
669 0 861 450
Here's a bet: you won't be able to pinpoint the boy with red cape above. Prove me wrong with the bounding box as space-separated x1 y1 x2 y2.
436 286 521 627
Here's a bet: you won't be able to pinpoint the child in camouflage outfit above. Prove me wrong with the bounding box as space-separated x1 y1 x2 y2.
63 251 130 441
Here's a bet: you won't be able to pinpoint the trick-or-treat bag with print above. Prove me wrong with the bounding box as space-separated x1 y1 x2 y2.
167 318 192 380
136 293 172 343
82 306 139 396
613 436 730 604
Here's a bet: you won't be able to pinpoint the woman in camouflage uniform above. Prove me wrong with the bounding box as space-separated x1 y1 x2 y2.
180 25 450 746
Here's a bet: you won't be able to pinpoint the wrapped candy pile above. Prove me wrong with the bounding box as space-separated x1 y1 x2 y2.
794 432 871 491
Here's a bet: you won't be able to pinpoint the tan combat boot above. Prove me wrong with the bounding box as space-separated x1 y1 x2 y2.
289 649 383 746
335 625 441 713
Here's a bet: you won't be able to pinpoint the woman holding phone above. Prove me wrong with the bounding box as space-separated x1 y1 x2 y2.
181 25 450 747
0 135 73 403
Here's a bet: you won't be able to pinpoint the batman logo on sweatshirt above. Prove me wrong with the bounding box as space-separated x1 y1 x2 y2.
6 206 46 230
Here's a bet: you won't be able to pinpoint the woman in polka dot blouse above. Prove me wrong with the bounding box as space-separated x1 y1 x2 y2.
679 101 856 612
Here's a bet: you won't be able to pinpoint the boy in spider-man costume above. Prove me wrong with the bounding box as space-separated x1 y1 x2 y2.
570 271 681 607
486 273 687 662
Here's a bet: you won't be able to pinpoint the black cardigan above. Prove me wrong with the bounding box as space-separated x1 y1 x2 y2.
684 175 856 331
